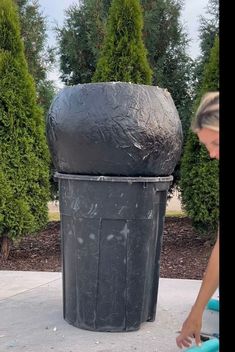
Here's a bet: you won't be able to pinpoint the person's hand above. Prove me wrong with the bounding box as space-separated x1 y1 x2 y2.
176 308 202 349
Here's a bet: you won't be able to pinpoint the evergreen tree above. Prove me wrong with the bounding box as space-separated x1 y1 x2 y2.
92 0 152 83
57 0 108 85
193 0 219 93
180 35 219 237
15 0 58 200
15 0 57 113
199 0 219 63
0 0 50 258
200 35 219 94
142 0 194 138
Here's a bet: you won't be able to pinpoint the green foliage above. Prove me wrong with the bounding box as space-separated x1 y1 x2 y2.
193 0 219 93
0 1 23 57
15 0 57 111
16 0 47 82
92 0 152 84
0 167 13 233
180 35 219 236
199 0 219 61
180 132 219 235
201 35 219 93
58 0 153 85
0 0 50 242
37 79 57 117
57 0 107 85
14 0 58 200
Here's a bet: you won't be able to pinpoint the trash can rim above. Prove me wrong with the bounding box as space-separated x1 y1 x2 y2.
54 172 173 183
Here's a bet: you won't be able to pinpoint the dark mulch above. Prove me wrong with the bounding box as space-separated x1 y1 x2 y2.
0 217 214 279
160 217 213 279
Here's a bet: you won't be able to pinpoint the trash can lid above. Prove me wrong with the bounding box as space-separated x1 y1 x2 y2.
54 172 173 183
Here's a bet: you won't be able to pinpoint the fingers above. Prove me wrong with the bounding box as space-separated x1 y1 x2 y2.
194 332 202 346
176 335 192 349
176 333 201 349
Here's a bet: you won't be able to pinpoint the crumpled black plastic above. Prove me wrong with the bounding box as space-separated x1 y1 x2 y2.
46 82 183 176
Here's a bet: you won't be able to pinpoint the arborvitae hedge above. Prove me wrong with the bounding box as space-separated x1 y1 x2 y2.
0 0 50 251
180 36 219 237
180 132 219 236
92 0 152 84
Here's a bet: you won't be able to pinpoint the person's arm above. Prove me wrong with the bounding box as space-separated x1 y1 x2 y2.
176 234 219 349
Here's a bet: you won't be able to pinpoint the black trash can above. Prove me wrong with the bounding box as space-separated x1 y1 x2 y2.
47 82 183 332
56 173 172 332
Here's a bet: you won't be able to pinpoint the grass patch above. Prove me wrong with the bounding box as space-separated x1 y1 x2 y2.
49 211 186 221
48 212 60 222
165 210 187 218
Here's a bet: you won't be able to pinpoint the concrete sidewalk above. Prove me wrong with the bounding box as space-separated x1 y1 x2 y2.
0 271 219 352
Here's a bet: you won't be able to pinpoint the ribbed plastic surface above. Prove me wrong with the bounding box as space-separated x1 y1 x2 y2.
57 174 172 331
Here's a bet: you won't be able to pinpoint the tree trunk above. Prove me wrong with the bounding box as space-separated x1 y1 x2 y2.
0 235 11 260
